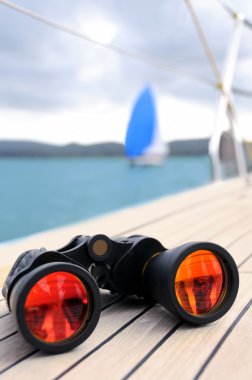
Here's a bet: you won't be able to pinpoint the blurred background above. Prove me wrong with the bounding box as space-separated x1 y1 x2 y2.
0 0 251 243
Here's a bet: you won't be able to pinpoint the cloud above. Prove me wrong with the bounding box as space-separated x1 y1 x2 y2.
0 0 251 111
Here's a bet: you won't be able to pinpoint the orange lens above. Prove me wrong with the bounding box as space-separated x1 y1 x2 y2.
24 272 89 343
175 250 224 315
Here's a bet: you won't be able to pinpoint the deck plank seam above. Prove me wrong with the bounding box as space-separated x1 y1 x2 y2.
54 303 155 380
0 311 10 318
239 270 252 274
101 296 125 311
205 212 252 243
238 252 252 269
122 321 184 380
193 298 252 380
0 330 18 343
0 299 149 375
0 313 9 319
149 204 237 243
115 185 243 237
177 210 252 246
226 227 252 249
0 349 38 375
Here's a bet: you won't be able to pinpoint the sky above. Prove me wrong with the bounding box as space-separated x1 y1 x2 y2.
0 0 251 144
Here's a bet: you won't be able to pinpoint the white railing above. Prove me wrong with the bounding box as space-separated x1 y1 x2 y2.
209 13 248 181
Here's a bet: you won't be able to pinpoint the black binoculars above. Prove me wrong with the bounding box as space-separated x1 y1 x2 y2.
2 235 239 353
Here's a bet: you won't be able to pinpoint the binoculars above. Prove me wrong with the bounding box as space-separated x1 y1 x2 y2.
2 235 239 353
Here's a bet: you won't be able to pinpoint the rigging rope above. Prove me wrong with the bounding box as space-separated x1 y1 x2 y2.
0 0 251 99
217 0 252 30
184 0 222 81
184 0 252 106
232 87 252 99
0 0 215 88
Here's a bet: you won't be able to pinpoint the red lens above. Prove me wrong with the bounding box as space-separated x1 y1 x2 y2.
175 250 224 315
24 272 89 343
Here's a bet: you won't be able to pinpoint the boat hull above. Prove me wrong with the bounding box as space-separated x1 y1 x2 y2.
129 153 166 167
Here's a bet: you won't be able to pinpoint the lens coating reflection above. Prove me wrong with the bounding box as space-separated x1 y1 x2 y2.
175 250 224 315
25 272 89 343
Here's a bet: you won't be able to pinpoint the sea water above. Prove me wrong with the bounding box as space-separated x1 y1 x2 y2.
0 156 211 243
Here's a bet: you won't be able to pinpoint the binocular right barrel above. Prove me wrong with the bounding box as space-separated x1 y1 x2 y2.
142 242 239 324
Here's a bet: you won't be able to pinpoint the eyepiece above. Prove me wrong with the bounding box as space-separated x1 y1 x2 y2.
9 262 101 353
175 250 224 315
143 242 239 324
24 271 89 343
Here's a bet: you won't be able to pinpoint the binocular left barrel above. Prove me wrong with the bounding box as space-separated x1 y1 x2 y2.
8 262 101 353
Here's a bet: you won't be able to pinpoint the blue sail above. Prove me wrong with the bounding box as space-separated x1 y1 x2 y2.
125 87 156 158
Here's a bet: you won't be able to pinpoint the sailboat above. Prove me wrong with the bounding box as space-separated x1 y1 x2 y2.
125 86 167 166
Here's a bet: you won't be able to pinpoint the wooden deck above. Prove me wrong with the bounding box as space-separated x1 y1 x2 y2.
0 177 251 380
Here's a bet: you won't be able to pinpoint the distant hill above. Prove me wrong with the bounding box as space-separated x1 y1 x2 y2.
0 141 125 157
169 139 209 156
0 139 211 157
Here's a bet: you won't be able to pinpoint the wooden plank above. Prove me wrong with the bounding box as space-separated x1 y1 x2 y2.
122 180 249 240
125 192 238 238
126 274 252 380
135 206 252 269
161 207 252 248
0 299 151 378
59 306 180 380
127 184 252 253
128 198 246 248
199 302 252 380
0 333 35 374
0 289 8 318
0 303 9 318
239 254 252 273
0 315 16 341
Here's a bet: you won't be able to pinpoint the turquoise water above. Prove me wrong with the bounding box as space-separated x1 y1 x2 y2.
0 157 212 243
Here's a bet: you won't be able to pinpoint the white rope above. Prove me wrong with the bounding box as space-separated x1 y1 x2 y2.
184 0 252 100
0 0 216 88
217 0 252 30
232 87 252 99
184 0 252 102
1 0 251 99
184 0 222 81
